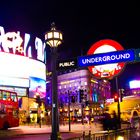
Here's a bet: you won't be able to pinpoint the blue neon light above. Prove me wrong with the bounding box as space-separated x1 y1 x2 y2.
78 50 135 67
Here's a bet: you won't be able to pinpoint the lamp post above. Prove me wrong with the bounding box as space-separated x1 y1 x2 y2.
68 90 71 131
45 22 63 140
115 77 121 129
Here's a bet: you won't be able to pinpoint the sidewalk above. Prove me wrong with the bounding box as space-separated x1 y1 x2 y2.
0 123 103 138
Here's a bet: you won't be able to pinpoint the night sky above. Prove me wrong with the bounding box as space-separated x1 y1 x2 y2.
1 0 140 90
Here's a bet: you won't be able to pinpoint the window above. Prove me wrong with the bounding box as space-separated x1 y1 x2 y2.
0 110 6 114
3 91 10 100
0 91 2 99
11 93 17 102
13 109 19 117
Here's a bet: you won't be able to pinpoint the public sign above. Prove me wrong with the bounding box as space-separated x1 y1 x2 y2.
81 39 127 79
57 58 77 71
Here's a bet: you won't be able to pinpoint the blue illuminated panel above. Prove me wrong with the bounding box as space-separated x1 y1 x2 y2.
78 50 135 67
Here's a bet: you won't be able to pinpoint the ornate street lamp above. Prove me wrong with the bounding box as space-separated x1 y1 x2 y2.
45 22 63 140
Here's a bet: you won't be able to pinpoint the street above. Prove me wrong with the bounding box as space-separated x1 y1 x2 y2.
0 123 138 140
2 133 82 140
0 123 103 139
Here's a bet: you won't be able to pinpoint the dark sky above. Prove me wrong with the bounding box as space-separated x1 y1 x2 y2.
0 0 140 89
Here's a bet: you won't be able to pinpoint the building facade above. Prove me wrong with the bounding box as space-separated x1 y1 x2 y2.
55 69 111 123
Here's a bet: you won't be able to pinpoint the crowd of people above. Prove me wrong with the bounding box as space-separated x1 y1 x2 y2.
101 111 118 130
19 110 140 131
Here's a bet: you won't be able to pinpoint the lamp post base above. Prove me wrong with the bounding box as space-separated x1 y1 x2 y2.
50 132 61 140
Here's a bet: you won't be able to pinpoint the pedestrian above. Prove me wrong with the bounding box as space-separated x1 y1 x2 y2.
102 112 111 131
37 115 41 128
26 115 31 125
112 110 118 130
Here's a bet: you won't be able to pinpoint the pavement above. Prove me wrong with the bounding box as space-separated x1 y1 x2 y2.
0 123 103 139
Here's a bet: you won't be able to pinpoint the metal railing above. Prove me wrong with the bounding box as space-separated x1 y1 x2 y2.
67 127 138 140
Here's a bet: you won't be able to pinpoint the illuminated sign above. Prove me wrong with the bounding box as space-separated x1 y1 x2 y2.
57 58 77 70
29 77 46 98
0 76 29 88
78 50 135 67
0 26 45 62
0 26 46 98
129 80 140 89
135 49 140 61
85 39 126 79
0 52 46 80
0 87 27 96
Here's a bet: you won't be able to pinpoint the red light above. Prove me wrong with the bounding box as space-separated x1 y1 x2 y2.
114 95 119 102
114 95 118 99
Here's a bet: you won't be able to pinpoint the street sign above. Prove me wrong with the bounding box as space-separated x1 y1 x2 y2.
134 49 140 61
57 58 77 71
78 49 135 67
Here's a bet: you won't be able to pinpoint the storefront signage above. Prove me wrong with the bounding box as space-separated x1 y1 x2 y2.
0 26 45 62
78 49 135 67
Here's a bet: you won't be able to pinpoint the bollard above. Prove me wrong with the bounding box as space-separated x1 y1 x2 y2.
57 132 62 140
83 131 85 140
89 130 91 140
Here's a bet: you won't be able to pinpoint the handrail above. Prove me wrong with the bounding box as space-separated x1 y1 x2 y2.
67 127 138 140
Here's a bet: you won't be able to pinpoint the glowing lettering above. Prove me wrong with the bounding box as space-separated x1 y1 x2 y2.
81 53 131 65
35 37 45 62
24 33 31 57
59 61 75 67
0 26 45 62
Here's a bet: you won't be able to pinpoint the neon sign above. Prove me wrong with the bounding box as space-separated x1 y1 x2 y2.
0 26 45 62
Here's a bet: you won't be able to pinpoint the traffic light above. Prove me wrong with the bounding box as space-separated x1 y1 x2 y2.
36 95 41 107
60 102 64 108
85 101 89 106
71 96 75 103
114 95 119 102
79 89 84 103
119 89 124 102
84 94 87 101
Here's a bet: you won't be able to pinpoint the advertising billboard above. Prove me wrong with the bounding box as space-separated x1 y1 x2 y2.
29 77 46 98
129 80 140 89
0 26 46 97
0 26 45 62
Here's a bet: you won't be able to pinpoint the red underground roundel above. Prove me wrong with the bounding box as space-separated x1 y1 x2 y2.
87 39 125 79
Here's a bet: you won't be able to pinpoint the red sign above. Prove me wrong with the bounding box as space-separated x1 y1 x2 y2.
87 39 125 79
